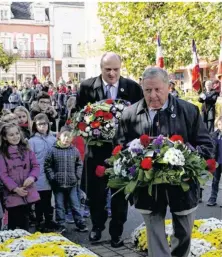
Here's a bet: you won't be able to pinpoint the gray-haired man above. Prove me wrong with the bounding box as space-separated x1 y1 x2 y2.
116 67 214 257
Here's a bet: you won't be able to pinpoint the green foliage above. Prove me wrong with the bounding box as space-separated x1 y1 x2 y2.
0 45 16 72
98 2 222 77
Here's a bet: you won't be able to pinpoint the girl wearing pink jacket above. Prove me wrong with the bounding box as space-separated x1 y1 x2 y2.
0 123 40 231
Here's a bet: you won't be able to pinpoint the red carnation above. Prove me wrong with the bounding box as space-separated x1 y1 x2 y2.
112 145 122 156
66 119 72 125
170 135 184 143
78 122 87 131
206 159 216 174
103 112 113 120
95 165 106 177
140 134 150 147
95 110 104 117
106 99 113 104
85 106 92 113
91 121 101 128
141 158 152 170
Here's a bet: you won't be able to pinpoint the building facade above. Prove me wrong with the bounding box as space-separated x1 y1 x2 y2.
0 1 52 83
49 2 86 83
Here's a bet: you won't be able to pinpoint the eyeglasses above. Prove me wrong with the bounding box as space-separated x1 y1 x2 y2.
36 122 48 126
39 101 50 105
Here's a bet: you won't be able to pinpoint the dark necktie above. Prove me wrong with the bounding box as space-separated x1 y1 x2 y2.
152 109 161 136
106 84 112 99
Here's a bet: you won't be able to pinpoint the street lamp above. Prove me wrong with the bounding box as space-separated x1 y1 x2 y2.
13 46 18 86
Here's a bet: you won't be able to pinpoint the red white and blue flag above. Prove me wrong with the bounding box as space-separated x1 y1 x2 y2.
156 33 164 68
191 39 201 92
217 36 222 76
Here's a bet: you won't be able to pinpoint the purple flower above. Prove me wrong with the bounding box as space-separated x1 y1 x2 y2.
129 165 136 176
153 135 164 146
131 148 143 154
93 129 101 136
155 149 161 154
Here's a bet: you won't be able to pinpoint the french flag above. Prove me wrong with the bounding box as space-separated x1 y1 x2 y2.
156 33 164 68
191 39 201 92
217 36 222 78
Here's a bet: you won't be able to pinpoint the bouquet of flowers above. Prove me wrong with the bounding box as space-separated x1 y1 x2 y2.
73 99 130 146
101 134 216 196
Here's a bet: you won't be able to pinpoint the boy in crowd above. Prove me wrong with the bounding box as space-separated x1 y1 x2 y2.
44 126 88 233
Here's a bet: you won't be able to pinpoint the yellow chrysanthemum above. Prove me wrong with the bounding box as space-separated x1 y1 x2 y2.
203 229 222 249
201 249 222 257
194 219 205 229
0 244 10 252
22 243 66 257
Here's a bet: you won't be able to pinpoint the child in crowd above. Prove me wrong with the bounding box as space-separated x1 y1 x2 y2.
29 114 57 231
1 110 19 124
14 106 32 139
207 116 222 207
44 126 88 233
8 86 22 111
0 123 40 230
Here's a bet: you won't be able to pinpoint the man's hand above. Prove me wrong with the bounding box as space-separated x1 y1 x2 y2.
14 187 28 197
23 176 35 188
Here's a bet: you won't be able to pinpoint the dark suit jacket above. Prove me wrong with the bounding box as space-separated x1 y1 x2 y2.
76 75 143 109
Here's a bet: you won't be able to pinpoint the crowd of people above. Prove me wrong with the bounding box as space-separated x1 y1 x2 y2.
0 52 221 257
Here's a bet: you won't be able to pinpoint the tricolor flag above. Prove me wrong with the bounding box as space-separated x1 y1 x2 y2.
191 39 201 92
156 33 164 68
216 36 222 79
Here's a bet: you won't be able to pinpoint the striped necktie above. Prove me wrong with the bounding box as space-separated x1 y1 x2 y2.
106 84 112 99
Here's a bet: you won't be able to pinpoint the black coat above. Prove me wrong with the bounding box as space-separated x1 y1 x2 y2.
76 75 143 109
198 90 218 122
77 75 143 193
115 94 215 212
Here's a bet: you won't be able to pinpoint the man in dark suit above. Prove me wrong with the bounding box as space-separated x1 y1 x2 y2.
77 52 143 247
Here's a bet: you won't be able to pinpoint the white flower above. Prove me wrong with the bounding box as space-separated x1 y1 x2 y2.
163 148 185 166
121 170 127 177
85 126 91 132
106 124 110 128
188 238 215 257
84 116 91 124
82 132 88 137
116 104 124 111
198 218 222 234
113 159 122 175
116 111 122 118
128 139 143 151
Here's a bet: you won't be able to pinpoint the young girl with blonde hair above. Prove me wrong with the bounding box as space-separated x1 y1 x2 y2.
14 106 32 139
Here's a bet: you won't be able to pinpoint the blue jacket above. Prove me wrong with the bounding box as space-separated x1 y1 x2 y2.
29 133 56 191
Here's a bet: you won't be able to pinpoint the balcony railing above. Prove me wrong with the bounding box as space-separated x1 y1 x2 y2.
7 50 51 58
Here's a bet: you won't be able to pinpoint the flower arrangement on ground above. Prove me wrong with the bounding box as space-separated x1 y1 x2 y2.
104 134 216 195
73 99 130 146
132 218 222 257
0 230 98 257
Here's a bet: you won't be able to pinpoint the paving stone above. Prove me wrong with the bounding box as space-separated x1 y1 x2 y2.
100 252 120 257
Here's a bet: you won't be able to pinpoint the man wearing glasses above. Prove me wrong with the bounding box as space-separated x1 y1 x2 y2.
30 92 58 132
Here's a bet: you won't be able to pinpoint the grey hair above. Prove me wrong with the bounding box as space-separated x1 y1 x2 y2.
142 67 169 85
100 52 122 68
